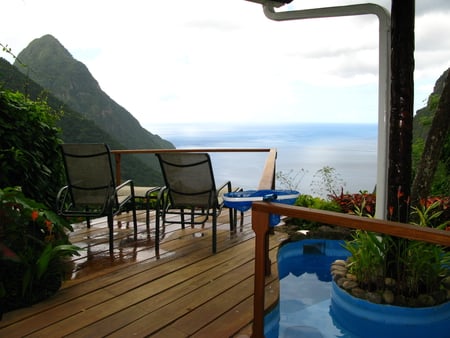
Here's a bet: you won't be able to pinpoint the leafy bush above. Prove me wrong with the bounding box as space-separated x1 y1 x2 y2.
0 89 64 207
343 197 450 306
330 191 377 217
0 187 80 312
287 194 341 229
0 89 79 313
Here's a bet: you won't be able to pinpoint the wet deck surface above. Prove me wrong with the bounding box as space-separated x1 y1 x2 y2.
0 209 287 337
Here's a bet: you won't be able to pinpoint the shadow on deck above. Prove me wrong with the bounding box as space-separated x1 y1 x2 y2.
0 208 287 337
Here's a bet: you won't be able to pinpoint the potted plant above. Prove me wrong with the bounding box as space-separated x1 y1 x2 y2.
330 198 450 337
0 187 80 316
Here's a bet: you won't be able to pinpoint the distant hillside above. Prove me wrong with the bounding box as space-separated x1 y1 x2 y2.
5 34 176 185
0 58 165 186
413 68 449 141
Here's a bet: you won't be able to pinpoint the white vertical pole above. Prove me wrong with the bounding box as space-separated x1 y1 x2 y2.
262 4 391 219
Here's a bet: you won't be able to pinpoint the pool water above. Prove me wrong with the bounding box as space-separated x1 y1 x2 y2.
265 239 358 338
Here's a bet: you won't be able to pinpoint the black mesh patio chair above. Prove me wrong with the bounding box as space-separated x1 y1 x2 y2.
154 152 242 255
56 143 139 254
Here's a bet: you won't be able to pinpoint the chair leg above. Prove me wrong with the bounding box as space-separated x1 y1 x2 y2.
181 208 185 229
145 197 151 235
132 204 138 241
107 214 114 255
155 206 160 258
212 212 217 254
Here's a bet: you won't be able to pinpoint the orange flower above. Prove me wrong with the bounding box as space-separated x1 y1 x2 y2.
45 220 53 232
31 210 39 222
419 198 426 207
397 186 404 199
388 206 394 218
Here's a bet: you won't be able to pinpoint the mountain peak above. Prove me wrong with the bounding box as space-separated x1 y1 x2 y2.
11 35 174 185
15 34 73 66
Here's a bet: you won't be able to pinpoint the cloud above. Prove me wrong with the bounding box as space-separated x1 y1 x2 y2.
1 0 449 125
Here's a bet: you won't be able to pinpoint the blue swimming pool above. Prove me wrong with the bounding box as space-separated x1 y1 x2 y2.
264 239 354 338
265 238 450 338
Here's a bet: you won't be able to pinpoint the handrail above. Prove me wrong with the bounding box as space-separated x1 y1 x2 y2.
110 148 274 188
250 202 450 337
257 148 277 190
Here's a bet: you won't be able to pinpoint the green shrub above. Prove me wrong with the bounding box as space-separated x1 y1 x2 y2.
287 194 340 229
344 198 450 304
0 187 80 312
0 89 64 207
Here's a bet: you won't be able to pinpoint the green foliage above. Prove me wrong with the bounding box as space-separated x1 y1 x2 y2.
286 194 340 229
330 191 376 217
0 187 80 311
295 194 340 212
410 198 450 230
344 231 388 289
0 89 64 207
427 93 440 112
412 84 450 197
310 166 346 199
276 169 306 191
343 199 450 303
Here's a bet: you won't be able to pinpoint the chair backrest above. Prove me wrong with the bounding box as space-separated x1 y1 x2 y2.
156 153 217 209
61 143 116 209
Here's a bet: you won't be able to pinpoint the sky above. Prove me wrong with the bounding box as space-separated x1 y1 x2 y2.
1 0 450 127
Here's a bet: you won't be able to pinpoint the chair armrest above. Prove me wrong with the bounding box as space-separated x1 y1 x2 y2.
55 185 69 213
116 179 134 192
217 180 232 194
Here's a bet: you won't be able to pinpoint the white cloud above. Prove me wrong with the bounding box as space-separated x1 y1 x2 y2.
1 0 449 126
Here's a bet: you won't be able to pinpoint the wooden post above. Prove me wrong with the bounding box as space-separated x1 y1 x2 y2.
114 153 121 186
251 208 270 338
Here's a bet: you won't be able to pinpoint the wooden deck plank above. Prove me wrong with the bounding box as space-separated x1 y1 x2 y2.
0 210 287 337
69 237 264 337
5 232 251 337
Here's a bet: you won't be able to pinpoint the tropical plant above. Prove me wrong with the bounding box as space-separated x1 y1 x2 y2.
342 199 450 306
0 187 80 312
0 89 64 207
330 190 376 217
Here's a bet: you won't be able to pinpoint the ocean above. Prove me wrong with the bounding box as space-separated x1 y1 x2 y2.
148 122 378 197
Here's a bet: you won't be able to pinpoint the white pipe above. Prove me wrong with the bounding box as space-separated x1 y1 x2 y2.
263 3 391 219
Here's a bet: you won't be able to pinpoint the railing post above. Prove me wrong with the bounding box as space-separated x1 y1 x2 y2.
252 207 270 338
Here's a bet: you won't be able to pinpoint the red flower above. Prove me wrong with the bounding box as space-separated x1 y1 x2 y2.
45 220 53 232
388 206 394 218
397 186 404 199
31 210 39 222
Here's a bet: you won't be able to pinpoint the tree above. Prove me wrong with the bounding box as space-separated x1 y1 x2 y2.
387 0 415 222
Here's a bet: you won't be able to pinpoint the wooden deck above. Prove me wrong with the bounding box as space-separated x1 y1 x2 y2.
0 208 288 337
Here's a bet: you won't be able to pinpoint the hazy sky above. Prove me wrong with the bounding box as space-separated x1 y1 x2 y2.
2 0 450 126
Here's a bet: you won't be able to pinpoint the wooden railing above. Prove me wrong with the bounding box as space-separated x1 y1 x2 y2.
250 201 450 338
111 148 276 188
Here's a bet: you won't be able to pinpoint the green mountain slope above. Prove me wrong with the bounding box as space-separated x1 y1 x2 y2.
6 34 178 185
0 57 164 186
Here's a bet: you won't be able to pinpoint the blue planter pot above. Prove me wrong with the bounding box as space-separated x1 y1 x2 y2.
330 281 450 338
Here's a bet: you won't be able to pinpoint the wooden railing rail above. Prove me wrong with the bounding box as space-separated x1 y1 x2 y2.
257 148 277 190
251 202 450 337
110 148 275 188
